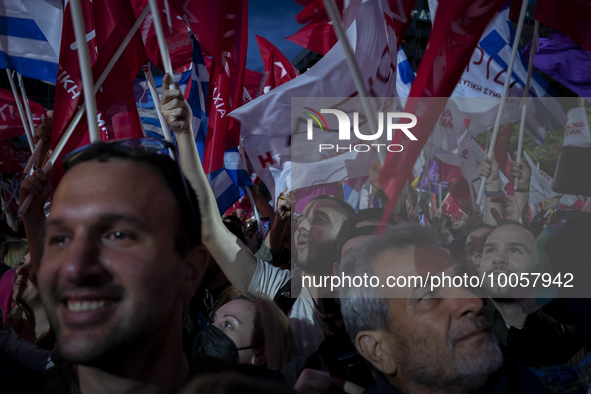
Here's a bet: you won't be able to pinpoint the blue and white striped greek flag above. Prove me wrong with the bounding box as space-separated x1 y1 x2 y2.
188 34 251 215
0 0 61 83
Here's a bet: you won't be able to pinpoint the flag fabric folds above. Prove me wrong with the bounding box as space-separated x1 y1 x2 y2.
51 0 147 172
256 35 299 94
0 87 45 140
379 0 506 219
523 31 591 101
0 0 62 83
133 69 191 138
534 0 591 52
231 0 397 203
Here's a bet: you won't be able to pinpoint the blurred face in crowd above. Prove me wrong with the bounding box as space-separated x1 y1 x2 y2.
477 224 535 298
465 228 493 272
212 299 258 364
294 199 348 275
358 246 502 392
38 159 201 364
12 253 39 307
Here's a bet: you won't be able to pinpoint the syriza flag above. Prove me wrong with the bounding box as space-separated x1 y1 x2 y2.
231 0 397 203
51 0 146 171
256 35 299 94
0 87 45 140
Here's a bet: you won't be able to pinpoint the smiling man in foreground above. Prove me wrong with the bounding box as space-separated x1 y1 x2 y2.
14 140 233 393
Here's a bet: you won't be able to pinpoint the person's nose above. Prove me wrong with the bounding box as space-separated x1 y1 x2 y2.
449 291 486 320
62 235 109 286
298 217 311 232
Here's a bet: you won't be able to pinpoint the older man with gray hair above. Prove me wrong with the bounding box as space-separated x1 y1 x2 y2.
339 223 547 394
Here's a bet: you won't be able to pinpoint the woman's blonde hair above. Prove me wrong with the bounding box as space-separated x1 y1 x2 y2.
215 287 296 370
0 237 28 269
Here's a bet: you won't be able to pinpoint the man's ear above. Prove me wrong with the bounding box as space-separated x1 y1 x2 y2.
250 346 267 367
356 330 397 376
180 245 207 299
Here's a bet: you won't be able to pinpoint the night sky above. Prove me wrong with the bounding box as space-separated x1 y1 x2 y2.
247 0 304 71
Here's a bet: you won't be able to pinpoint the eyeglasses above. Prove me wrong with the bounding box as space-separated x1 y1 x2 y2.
62 137 176 170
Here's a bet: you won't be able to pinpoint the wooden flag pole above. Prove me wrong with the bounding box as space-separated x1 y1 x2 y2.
515 20 539 187
17 72 45 175
5 70 34 153
143 66 176 160
476 0 528 205
149 0 174 76
68 0 100 143
323 0 384 163
239 137 265 238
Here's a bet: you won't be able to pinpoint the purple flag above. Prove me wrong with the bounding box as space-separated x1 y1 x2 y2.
523 31 591 100
418 159 452 195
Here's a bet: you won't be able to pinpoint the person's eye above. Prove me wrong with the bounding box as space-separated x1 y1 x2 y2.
313 217 328 225
483 247 494 255
104 230 134 242
508 248 521 254
48 234 69 247
222 320 232 329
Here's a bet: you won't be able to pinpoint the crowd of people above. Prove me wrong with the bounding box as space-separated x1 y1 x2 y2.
0 74 590 393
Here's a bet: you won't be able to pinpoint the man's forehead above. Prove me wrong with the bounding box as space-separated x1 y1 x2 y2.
488 224 534 245
302 199 346 216
467 228 492 243
53 159 177 215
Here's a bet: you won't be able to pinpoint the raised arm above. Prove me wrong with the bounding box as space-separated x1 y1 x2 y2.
19 156 53 275
159 74 257 290
478 154 502 225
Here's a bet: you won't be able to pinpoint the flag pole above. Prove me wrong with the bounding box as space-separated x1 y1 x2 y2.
18 6 150 215
476 0 528 205
17 72 45 175
143 65 176 160
239 137 265 238
149 0 174 76
514 20 539 187
16 73 36 146
68 0 100 143
5 70 34 153
323 0 384 163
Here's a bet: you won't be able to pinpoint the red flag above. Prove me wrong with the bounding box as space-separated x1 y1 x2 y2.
442 177 471 220
130 0 192 72
295 0 343 24
286 17 337 55
202 0 248 174
51 1 146 163
379 0 506 222
168 0 225 61
244 68 264 99
535 0 591 52
256 35 299 94
440 162 462 183
0 139 29 173
0 88 45 141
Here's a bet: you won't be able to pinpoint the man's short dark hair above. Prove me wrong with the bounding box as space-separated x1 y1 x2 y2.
63 141 202 254
466 223 495 236
335 208 400 260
